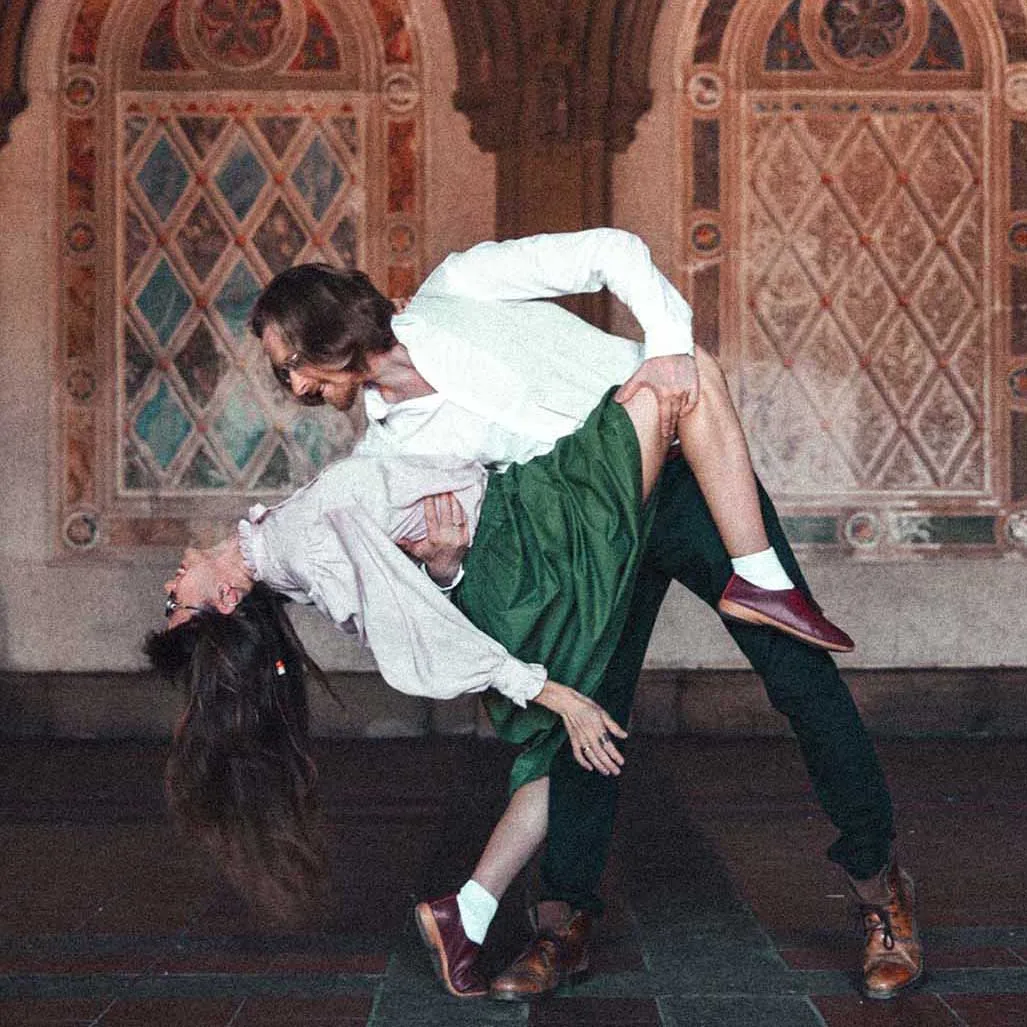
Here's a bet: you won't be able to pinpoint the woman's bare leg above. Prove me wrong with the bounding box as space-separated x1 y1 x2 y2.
469 776 549 900
617 356 766 561
675 348 768 558
621 351 855 652
619 387 668 505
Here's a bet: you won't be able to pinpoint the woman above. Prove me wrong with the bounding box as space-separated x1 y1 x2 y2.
148 382 851 992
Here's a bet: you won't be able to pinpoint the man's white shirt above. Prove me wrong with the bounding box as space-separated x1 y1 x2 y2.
356 228 694 470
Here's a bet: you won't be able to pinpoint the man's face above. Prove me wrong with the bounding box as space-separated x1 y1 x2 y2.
262 323 366 411
163 547 219 629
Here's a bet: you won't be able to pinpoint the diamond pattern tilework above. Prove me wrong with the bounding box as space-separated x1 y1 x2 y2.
136 259 191 347
180 446 230 490
216 134 267 222
741 102 988 497
123 207 152 281
254 115 301 158
255 445 291 489
253 197 308 275
117 96 369 495
836 125 892 224
213 381 270 472
136 134 189 222
135 382 191 470
214 261 262 341
59 0 424 545
174 321 227 407
123 325 154 401
178 116 228 159
331 215 358 268
292 134 345 220
177 198 229 281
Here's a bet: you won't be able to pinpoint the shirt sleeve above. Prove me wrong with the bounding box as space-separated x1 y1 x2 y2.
248 500 547 707
417 227 694 358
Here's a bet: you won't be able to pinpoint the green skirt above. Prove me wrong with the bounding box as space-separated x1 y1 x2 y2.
452 389 654 794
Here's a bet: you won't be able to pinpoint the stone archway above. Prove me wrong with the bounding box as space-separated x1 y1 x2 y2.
679 0 1027 557
52 0 425 552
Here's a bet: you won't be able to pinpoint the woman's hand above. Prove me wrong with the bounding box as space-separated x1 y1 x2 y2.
532 680 628 775
397 492 470 586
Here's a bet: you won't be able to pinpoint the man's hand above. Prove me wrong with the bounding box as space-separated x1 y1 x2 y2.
614 353 699 438
531 680 628 776
397 492 470 587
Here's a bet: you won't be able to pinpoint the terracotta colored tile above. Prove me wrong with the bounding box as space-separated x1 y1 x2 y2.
267 951 387 974
529 997 661 1025
98 998 239 1026
812 993 960 1025
928 948 1024 968
0 998 107 1024
783 945 1025 972
233 995 373 1024
63 953 154 975
778 946 854 970
0 954 74 974
151 952 272 974
589 936 646 974
941 994 1027 1026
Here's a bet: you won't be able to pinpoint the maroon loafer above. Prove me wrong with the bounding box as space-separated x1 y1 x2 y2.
414 894 488 998
717 574 855 652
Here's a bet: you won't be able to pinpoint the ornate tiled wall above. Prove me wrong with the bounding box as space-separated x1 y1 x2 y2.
679 0 1027 556
56 0 423 552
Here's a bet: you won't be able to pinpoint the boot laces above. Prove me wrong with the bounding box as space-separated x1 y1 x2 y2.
860 903 895 950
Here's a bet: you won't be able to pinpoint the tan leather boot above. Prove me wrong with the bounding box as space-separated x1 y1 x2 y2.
848 859 923 1000
489 904 593 1001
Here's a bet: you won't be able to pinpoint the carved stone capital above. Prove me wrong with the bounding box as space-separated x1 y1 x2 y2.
443 0 662 154
0 0 38 148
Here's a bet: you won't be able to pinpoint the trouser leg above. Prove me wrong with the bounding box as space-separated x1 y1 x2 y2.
646 460 894 878
539 458 894 913
537 561 671 914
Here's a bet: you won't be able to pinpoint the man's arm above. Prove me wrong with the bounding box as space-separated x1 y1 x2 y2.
418 227 693 359
417 228 699 432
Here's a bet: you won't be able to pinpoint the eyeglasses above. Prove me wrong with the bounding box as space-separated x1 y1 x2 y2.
268 350 326 407
165 593 206 619
269 350 303 389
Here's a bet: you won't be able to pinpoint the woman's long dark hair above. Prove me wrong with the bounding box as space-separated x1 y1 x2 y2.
145 584 340 925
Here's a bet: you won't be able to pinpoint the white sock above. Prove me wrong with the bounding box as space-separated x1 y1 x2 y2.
456 879 498 945
731 548 794 591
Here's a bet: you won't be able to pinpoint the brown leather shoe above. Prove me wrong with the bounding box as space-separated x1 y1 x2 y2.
849 861 923 1000
717 574 855 652
489 909 593 1002
414 894 488 998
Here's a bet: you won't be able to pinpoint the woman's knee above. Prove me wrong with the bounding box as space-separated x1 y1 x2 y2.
694 346 731 406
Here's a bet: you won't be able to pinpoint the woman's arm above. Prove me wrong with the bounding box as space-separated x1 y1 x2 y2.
248 498 546 707
531 680 629 777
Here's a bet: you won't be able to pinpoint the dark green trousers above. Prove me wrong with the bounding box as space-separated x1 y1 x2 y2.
538 458 895 914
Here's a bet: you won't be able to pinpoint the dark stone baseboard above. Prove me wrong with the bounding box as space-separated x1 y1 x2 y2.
2 666 1026 740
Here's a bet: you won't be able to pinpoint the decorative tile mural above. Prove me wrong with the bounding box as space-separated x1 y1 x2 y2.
681 0 1027 555
57 0 423 551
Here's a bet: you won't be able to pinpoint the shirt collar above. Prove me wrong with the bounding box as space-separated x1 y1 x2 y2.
363 385 444 422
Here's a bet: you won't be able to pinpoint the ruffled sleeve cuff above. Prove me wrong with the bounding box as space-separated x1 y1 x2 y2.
492 659 547 708
236 517 259 576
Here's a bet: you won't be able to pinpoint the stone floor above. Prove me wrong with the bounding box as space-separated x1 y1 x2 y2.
0 734 1025 1026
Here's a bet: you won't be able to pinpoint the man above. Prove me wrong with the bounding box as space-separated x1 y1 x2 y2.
251 229 921 1001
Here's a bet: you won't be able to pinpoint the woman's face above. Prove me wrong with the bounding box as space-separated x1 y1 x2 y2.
163 547 220 628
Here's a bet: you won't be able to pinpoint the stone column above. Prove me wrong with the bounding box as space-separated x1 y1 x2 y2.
442 0 663 324
0 0 38 147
